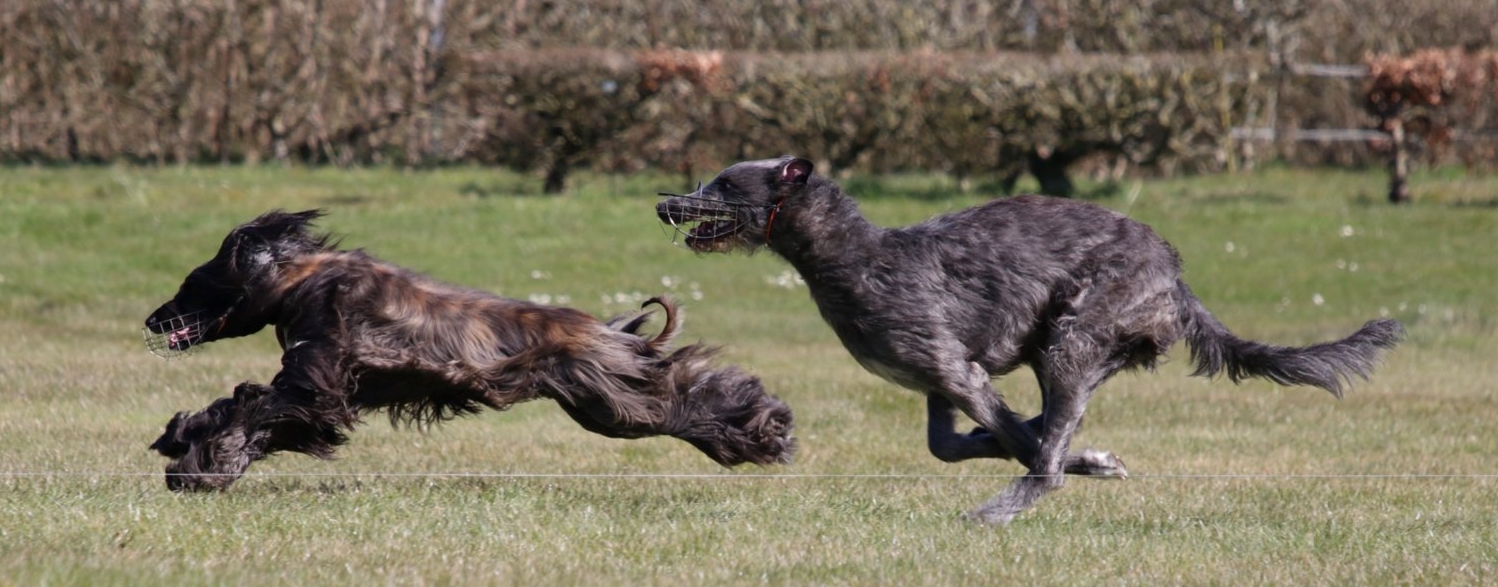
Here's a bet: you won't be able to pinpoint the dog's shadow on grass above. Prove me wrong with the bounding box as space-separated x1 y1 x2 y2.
254 479 372 495
459 181 554 199
1351 192 1498 208
1191 191 1293 205
319 194 373 206
1450 197 1498 209
252 477 492 495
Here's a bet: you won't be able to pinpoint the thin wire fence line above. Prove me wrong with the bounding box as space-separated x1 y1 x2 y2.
4 471 1497 480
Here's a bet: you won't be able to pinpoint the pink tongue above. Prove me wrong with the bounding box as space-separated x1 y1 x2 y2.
169 328 192 344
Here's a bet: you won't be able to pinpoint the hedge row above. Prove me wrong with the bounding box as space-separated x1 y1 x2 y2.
1 1 1273 192
444 49 1271 192
484 0 1498 62
4 0 1491 191
490 0 1302 54
2 0 442 164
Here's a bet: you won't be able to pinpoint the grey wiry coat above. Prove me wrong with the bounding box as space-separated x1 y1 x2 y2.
658 156 1402 524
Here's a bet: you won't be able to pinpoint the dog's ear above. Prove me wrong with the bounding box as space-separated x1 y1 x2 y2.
220 209 327 273
777 157 813 187
224 236 276 275
260 209 325 237
243 209 325 247
149 411 191 458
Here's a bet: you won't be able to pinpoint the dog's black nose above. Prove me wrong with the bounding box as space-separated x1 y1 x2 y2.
144 303 174 332
655 200 676 223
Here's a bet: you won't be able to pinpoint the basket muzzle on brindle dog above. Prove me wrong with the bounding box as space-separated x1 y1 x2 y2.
144 209 794 491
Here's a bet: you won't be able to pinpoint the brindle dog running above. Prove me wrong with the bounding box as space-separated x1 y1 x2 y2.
657 156 1402 524
144 210 793 491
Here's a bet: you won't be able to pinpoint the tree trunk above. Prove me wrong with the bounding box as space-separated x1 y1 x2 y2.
1027 147 1078 198
543 163 568 194
1387 117 1411 204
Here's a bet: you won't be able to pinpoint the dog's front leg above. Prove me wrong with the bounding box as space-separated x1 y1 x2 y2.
154 382 276 492
931 361 1082 525
930 393 1126 478
935 362 1041 469
926 394 1016 462
258 341 361 459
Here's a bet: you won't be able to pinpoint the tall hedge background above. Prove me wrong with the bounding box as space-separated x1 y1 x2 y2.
3 0 1495 191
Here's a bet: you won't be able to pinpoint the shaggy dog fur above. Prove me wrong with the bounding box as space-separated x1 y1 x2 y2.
657 156 1402 524
145 210 794 491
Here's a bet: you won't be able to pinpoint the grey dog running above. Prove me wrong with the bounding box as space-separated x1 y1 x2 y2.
656 156 1403 525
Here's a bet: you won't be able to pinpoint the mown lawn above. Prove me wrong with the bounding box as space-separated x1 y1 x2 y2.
2 164 1496 585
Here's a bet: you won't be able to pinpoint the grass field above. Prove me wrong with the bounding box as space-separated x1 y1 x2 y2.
2 164 1496 585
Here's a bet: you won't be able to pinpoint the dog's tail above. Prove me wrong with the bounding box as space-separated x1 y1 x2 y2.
604 296 680 352
1177 280 1403 398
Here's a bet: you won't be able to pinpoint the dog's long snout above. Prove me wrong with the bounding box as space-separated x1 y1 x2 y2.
655 199 683 224
144 304 174 333
656 194 719 224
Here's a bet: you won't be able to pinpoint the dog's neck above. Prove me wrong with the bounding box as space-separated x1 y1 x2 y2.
768 179 884 274
251 251 345 329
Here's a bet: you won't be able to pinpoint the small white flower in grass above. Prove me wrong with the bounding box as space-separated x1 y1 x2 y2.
661 275 677 288
609 291 648 306
1225 241 1235 254
530 270 550 280
1312 293 1324 306
766 270 805 289
528 293 552 305
1339 225 1355 238
1380 307 1390 317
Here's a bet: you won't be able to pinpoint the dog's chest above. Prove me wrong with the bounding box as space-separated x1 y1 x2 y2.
849 352 930 391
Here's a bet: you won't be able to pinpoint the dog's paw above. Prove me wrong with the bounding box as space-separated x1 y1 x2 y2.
1065 448 1128 479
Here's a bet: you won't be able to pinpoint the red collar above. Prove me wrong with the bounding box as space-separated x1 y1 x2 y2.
765 187 790 242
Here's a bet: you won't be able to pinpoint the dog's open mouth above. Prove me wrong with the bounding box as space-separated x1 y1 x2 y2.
143 310 217 359
679 218 743 251
657 194 746 252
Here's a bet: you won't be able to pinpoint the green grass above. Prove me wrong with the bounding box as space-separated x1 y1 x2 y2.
2 164 1496 585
